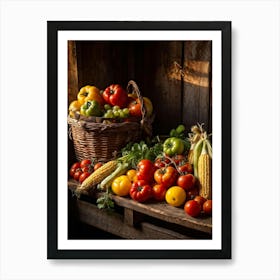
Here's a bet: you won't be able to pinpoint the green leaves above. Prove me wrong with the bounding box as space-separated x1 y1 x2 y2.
96 188 115 210
121 139 163 169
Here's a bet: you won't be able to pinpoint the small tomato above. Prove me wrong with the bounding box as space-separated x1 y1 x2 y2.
172 154 186 165
94 162 103 171
79 172 91 183
186 187 199 200
69 162 81 178
73 170 83 181
80 159 91 168
128 98 142 117
126 169 137 183
193 196 207 210
177 174 196 191
178 162 193 174
152 184 167 201
203 200 212 215
184 200 201 217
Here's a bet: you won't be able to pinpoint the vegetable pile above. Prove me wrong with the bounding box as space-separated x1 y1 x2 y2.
70 123 213 219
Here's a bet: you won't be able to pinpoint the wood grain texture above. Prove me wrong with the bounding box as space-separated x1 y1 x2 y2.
68 41 79 104
75 41 136 91
183 41 212 132
113 195 212 234
134 41 183 135
76 200 195 239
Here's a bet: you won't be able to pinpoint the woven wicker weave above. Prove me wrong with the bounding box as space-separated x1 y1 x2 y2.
68 80 153 162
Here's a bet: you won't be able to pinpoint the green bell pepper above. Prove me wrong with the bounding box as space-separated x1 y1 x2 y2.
163 137 185 156
80 100 102 117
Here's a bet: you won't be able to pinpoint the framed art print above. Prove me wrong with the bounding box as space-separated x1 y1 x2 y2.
47 21 231 259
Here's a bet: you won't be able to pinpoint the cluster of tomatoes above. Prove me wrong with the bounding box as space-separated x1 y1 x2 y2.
69 159 103 184
115 155 212 218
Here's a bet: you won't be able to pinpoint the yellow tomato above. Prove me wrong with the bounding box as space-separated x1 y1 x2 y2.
111 175 132 196
77 85 105 106
165 186 186 207
68 100 81 117
126 169 137 183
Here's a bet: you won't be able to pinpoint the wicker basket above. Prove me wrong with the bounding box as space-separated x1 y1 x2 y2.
68 80 153 162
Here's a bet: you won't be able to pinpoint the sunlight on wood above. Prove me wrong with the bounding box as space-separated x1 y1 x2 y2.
168 61 210 88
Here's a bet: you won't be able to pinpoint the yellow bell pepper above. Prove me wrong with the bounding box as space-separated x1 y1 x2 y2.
77 85 104 106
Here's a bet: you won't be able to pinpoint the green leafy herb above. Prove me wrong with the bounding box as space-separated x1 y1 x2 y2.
96 188 115 210
120 139 163 168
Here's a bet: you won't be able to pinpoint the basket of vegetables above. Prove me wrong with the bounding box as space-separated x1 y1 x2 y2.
68 80 154 162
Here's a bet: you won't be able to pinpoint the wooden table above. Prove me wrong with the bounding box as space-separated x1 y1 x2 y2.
68 180 212 239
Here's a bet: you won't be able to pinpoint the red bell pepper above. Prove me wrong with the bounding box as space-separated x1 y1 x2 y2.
102 84 128 108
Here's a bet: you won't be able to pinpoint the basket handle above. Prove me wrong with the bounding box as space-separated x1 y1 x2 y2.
126 80 147 120
126 80 154 137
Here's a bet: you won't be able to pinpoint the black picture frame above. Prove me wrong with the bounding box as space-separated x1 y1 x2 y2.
47 21 231 259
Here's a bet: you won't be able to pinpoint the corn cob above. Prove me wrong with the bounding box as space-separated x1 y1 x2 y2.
205 139 212 159
187 133 200 164
76 160 118 195
187 124 204 164
197 141 212 199
193 138 203 177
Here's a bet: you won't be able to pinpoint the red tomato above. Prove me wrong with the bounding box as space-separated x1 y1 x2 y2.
69 162 81 178
94 162 103 171
79 172 91 183
80 159 91 168
177 174 196 191
186 187 199 200
129 180 152 203
154 158 166 169
172 154 186 165
128 98 142 117
137 159 156 183
203 200 212 215
154 157 171 169
193 195 207 210
178 162 193 174
152 184 167 201
80 159 93 173
154 166 178 188
184 200 201 217
73 170 83 181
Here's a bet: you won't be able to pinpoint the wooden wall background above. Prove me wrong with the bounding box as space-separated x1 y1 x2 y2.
68 40 212 135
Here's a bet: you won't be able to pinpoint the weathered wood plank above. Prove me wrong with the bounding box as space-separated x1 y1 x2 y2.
113 195 212 234
68 41 79 104
135 41 183 135
140 222 192 239
75 41 136 91
182 41 212 132
76 200 194 239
